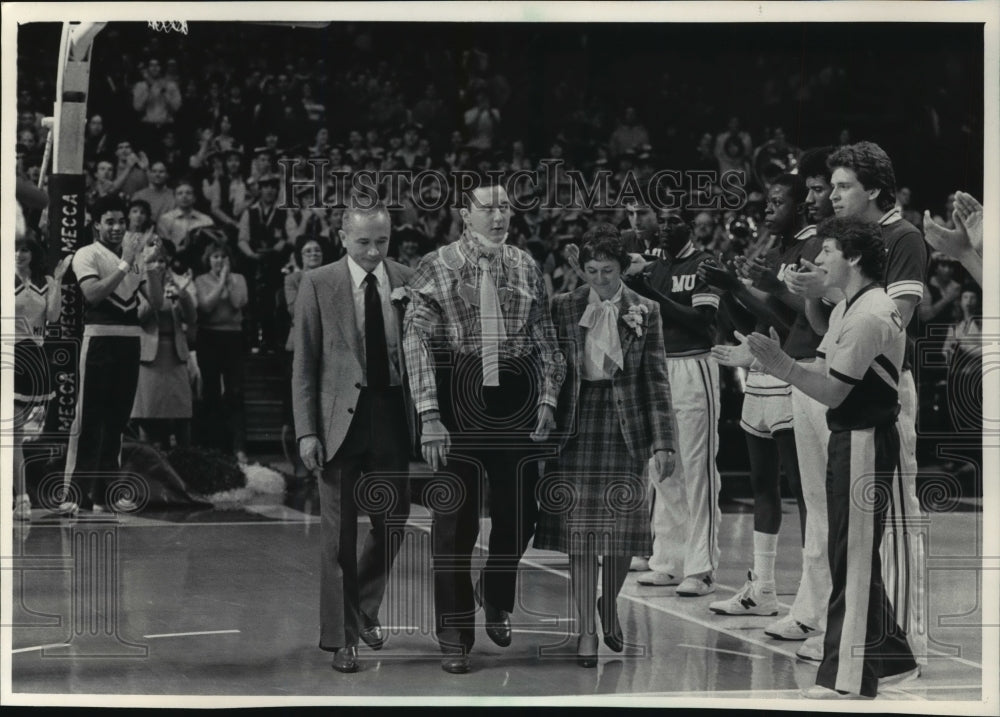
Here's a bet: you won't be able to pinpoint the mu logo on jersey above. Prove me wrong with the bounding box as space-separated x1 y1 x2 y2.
672 274 697 292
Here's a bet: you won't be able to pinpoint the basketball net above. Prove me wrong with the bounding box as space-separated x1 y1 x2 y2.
147 20 188 34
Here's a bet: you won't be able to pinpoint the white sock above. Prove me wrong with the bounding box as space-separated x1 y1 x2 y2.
753 531 778 584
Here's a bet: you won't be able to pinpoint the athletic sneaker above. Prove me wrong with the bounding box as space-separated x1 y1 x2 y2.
764 614 820 641
629 556 650 572
708 571 778 616
880 666 921 686
676 573 715 597
637 571 681 586
796 635 824 662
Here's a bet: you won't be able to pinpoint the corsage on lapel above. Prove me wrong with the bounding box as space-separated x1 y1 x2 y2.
622 303 648 338
390 286 410 307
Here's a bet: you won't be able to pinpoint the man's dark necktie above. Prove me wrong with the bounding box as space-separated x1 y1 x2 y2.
364 273 391 389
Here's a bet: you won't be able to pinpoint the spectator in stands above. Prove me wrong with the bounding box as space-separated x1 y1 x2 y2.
464 89 501 151
896 186 923 229
110 139 150 199
159 129 186 180
131 161 176 223
84 114 110 169
132 57 182 132
608 106 650 159
919 253 962 327
131 238 198 451
942 284 983 433
237 173 291 352
205 149 251 240
210 115 240 154
87 159 118 207
157 181 215 258
714 116 753 175
300 82 327 128
195 240 249 465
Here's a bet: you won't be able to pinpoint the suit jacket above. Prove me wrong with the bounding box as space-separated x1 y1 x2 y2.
292 257 416 457
552 284 674 460
137 289 196 363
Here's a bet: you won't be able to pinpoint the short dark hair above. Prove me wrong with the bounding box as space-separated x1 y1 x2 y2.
579 223 629 272
815 216 886 280
798 146 835 182
92 195 128 223
293 234 330 268
201 239 234 271
771 173 807 205
827 141 897 212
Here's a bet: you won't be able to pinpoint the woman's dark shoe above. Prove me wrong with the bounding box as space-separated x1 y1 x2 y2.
576 633 598 668
597 596 623 653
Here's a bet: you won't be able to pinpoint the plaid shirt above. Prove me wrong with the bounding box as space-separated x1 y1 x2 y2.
403 232 564 418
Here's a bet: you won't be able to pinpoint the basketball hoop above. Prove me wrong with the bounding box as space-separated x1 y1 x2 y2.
147 20 188 34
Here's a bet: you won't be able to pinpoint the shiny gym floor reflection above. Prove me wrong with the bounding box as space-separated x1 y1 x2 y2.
9 495 984 702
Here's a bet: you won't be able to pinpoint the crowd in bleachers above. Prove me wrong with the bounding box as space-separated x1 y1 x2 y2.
14 21 983 466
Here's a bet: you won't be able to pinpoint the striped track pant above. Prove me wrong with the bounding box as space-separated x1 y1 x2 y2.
649 355 721 577
817 421 917 697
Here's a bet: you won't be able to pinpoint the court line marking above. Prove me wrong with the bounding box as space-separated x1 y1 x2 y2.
409 523 986 673
11 643 70 654
676 643 766 660
142 630 240 639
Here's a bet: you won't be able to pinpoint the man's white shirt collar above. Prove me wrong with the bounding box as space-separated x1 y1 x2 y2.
347 256 388 289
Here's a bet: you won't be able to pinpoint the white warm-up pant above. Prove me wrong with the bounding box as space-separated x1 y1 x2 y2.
649 354 722 578
788 380 832 630
882 369 928 665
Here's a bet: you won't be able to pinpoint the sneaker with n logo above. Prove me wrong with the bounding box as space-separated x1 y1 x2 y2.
708 571 778 615
675 572 716 597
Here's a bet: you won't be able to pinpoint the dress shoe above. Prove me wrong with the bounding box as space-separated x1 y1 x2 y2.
597 596 623 653
441 649 471 674
474 576 511 647
331 646 359 673
576 634 598 668
360 620 385 650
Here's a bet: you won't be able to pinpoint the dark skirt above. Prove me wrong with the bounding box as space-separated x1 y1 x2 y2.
534 380 652 555
13 339 53 405
132 336 192 419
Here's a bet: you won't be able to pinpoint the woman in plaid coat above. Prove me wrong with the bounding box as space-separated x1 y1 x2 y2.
534 224 675 667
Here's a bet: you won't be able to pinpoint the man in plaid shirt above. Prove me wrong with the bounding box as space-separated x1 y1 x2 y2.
404 178 564 674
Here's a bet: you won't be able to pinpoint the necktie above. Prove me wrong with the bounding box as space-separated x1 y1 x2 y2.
479 255 506 386
579 293 624 374
364 273 391 389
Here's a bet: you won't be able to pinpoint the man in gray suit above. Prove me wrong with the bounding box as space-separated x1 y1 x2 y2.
292 201 414 673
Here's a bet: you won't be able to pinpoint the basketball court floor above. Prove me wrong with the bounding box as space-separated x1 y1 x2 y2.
7 475 987 706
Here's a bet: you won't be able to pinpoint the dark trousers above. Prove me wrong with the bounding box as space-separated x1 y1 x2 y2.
817 422 917 697
197 329 245 453
318 387 411 651
432 353 546 651
65 334 141 508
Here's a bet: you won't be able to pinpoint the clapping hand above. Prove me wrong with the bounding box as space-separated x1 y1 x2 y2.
737 327 794 380
925 191 983 260
53 255 73 282
697 258 741 292
783 259 828 299
745 256 782 293
710 339 754 368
